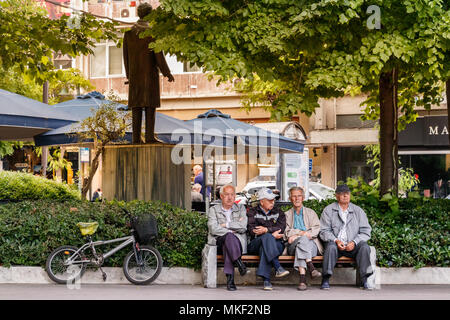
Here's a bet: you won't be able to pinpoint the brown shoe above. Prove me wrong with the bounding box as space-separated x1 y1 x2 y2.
298 274 307 291
310 269 322 279
297 282 307 291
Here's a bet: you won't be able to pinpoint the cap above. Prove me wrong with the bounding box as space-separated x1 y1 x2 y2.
335 184 351 194
257 188 277 200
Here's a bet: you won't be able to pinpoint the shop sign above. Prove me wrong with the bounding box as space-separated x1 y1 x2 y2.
80 148 90 163
399 116 449 147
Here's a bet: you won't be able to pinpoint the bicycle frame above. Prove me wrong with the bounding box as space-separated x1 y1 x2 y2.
66 234 137 266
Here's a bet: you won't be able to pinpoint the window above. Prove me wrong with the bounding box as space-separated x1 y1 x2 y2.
336 115 377 129
90 44 124 78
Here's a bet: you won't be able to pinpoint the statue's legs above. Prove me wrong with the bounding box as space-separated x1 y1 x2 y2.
144 107 157 143
132 107 143 144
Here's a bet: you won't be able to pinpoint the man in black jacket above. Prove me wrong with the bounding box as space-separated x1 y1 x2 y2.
247 188 289 290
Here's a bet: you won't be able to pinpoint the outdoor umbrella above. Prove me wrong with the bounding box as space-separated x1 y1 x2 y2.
0 89 76 140
186 109 305 153
34 93 226 147
34 112 212 147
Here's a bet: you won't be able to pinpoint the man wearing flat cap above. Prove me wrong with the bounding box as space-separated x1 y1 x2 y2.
319 184 373 290
247 188 289 291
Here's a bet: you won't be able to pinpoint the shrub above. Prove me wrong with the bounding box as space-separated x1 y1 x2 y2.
0 200 208 269
0 171 80 201
0 195 448 269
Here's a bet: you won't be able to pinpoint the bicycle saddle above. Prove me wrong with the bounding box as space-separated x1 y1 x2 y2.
76 222 99 236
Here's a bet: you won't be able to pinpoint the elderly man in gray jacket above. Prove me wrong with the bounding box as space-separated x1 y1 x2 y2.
207 184 248 291
319 184 373 290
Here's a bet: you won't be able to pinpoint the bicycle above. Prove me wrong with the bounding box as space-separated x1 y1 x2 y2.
45 208 163 285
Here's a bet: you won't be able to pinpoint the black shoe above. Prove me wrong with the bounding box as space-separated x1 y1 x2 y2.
226 274 237 291
321 276 330 290
235 258 248 276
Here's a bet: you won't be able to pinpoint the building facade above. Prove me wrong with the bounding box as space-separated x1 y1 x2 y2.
50 0 449 196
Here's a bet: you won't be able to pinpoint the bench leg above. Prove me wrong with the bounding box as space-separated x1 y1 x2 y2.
202 244 217 288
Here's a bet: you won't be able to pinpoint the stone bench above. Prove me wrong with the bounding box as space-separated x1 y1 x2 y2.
202 244 377 288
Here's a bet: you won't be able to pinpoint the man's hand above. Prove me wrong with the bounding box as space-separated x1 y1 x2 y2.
253 226 268 236
335 239 346 251
272 229 283 240
288 235 299 244
167 74 175 82
345 241 355 252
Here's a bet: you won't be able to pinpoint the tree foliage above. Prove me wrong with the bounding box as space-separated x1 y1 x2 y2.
73 100 131 199
146 0 448 120
0 0 118 83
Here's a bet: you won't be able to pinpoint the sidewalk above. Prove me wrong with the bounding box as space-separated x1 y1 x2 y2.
0 283 449 300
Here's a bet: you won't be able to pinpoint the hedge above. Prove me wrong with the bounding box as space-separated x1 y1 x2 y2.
0 171 80 201
0 198 448 270
0 200 208 269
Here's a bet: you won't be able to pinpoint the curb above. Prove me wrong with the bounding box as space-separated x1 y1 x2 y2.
0 266 449 285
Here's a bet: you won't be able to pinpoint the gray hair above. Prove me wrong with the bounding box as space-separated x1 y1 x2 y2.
192 183 202 192
289 186 305 197
220 184 236 195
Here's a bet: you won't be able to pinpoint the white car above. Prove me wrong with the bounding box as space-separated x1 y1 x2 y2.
308 182 335 201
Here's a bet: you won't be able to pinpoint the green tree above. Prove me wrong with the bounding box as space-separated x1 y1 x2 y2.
146 0 449 196
0 0 118 83
73 100 131 200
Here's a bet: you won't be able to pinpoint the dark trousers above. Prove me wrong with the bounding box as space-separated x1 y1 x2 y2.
132 107 156 144
322 241 373 280
247 233 284 280
216 233 243 275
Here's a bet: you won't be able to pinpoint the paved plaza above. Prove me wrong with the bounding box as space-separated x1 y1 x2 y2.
0 283 448 300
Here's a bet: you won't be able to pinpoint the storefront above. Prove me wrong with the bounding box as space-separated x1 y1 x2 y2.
398 116 449 197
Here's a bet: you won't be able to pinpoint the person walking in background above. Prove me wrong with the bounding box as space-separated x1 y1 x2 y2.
319 184 373 290
207 184 248 291
247 188 289 291
284 187 323 291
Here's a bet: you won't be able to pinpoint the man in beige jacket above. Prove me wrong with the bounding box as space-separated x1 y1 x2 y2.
284 187 323 290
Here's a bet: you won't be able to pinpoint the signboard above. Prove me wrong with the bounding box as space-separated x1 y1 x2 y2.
204 160 236 187
399 116 449 147
281 148 309 200
80 148 90 163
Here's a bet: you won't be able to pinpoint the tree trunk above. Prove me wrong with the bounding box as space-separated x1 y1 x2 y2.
379 69 399 196
81 146 104 200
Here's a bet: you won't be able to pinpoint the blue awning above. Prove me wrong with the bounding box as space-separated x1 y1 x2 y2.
0 89 76 140
34 111 227 147
186 109 304 153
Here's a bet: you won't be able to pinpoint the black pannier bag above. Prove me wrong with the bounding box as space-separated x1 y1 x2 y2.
132 214 158 244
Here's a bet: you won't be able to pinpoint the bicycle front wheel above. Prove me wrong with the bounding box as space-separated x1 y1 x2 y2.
45 245 87 284
123 245 162 285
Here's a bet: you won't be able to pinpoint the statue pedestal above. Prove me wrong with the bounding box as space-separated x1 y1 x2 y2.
102 144 191 210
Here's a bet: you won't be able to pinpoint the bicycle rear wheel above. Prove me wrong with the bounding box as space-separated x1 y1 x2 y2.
45 245 87 284
123 245 162 285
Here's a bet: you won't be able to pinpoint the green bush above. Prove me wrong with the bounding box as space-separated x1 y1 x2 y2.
303 197 450 269
0 195 448 269
0 200 208 269
0 171 80 201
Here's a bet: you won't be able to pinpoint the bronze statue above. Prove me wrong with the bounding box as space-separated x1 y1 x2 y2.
123 3 174 144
